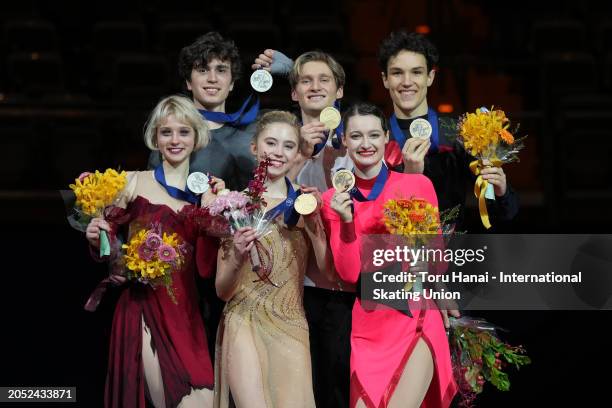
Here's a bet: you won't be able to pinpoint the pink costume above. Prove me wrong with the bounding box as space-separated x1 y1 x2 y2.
321 170 457 408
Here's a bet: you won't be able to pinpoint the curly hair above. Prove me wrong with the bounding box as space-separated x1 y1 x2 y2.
378 31 439 75
178 32 242 84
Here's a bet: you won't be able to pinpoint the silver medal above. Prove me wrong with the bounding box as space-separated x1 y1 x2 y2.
187 172 209 194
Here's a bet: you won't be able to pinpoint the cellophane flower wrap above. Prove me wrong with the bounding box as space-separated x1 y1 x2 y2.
122 222 187 304
192 157 274 236
449 317 531 407
456 107 525 229
190 158 278 284
381 197 460 309
62 169 128 256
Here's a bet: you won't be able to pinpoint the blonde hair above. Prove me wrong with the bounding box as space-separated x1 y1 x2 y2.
253 110 307 154
288 50 346 90
144 95 209 151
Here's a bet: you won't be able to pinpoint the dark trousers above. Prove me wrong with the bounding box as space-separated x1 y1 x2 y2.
198 278 225 362
304 286 356 408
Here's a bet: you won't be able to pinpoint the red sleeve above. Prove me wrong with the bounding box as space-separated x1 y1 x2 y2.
321 190 362 284
195 235 219 279
416 174 438 209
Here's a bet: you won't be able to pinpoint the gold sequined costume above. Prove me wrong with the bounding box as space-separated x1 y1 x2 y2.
214 222 316 408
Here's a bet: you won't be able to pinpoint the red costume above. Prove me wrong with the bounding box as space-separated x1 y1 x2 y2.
100 196 215 408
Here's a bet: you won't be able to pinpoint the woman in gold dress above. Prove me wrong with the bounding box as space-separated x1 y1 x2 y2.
214 111 329 408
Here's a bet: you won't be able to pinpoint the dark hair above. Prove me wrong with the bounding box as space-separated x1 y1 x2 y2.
178 32 242 84
377 31 439 74
342 102 388 133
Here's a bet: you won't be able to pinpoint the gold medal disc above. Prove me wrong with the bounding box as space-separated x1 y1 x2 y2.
332 169 355 193
319 106 341 130
294 193 318 215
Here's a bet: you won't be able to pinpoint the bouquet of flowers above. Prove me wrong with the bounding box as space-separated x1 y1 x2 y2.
382 197 460 299
449 317 531 407
121 222 187 304
190 157 278 283
456 107 525 229
383 197 459 247
63 169 128 256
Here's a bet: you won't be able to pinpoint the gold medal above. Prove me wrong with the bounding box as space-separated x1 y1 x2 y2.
294 193 318 215
332 169 355 193
319 106 341 131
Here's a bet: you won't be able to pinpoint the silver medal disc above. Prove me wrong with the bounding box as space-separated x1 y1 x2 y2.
250 69 273 93
409 118 432 140
187 172 209 194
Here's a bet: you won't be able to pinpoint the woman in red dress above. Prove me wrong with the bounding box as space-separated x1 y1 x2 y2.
320 102 459 408
85 95 221 407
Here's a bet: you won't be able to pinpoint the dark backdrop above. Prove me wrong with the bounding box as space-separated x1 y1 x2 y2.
2 0 611 406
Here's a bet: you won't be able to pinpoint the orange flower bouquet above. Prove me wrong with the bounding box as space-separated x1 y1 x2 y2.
382 197 459 293
457 107 525 228
383 197 458 247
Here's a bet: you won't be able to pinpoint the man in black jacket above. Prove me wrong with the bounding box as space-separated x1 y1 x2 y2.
378 30 519 230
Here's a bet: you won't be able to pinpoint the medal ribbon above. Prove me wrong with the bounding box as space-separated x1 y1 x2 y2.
350 163 389 202
469 158 502 229
389 107 439 155
198 94 260 126
311 100 344 156
154 165 200 204
264 177 301 226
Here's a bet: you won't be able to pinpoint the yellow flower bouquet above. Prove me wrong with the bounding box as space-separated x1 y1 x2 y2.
64 169 127 256
382 197 459 293
383 197 441 247
457 107 525 229
122 223 185 303
383 197 459 247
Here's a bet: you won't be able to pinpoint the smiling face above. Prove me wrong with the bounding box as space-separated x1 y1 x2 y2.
291 60 344 117
187 58 234 111
156 114 196 166
382 50 435 118
251 122 300 180
343 114 389 171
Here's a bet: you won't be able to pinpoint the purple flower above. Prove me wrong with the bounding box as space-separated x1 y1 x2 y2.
145 232 162 250
158 244 177 262
138 245 155 261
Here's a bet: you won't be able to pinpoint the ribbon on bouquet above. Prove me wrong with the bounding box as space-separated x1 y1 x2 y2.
469 158 502 229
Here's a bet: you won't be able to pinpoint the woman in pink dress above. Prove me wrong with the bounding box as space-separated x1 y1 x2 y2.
320 102 459 408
